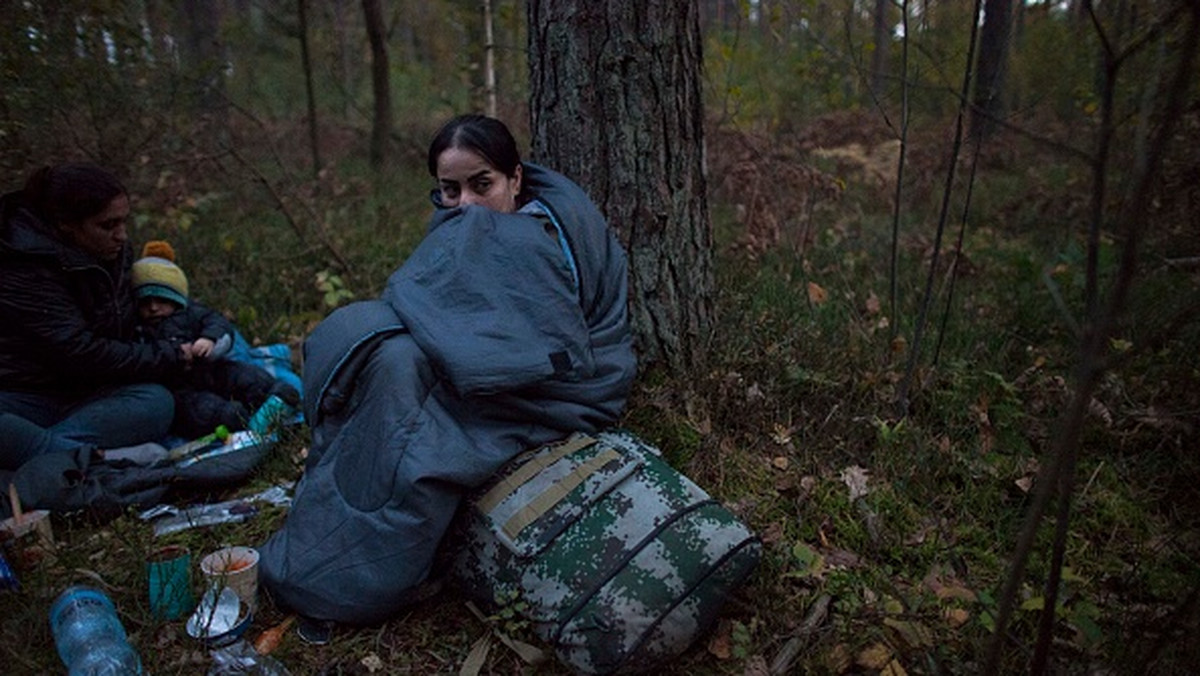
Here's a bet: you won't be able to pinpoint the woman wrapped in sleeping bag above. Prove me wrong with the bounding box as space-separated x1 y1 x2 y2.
259 114 637 626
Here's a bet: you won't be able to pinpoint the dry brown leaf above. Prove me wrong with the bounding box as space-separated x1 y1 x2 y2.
865 291 881 315
825 644 853 673
707 620 732 660
884 618 933 648
944 607 971 628
1014 476 1034 493
742 655 770 676
923 566 978 602
772 456 790 470
881 658 909 676
856 643 893 670
890 335 907 354
808 281 829 304
760 521 785 545
824 548 861 569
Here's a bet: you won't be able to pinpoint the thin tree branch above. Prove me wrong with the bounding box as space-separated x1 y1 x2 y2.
984 5 1200 671
896 0 983 416
889 0 910 341
932 123 982 365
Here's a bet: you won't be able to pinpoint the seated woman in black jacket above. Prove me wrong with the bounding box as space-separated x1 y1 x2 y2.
0 163 189 471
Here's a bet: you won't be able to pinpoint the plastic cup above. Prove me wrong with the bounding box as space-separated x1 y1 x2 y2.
200 546 259 613
146 545 194 620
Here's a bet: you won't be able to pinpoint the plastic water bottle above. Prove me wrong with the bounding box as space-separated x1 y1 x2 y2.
246 394 293 436
49 586 143 675
0 550 18 590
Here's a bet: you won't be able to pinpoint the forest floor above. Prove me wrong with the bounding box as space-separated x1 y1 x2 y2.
1 110 1198 675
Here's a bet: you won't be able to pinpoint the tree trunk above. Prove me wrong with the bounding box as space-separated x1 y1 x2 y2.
362 0 392 169
527 0 713 375
871 0 890 97
298 0 322 176
971 0 1013 140
180 0 229 135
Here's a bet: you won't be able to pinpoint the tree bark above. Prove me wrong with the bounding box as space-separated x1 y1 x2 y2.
362 0 392 169
527 0 713 375
871 0 890 96
971 0 1013 140
180 0 229 134
298 0 322 176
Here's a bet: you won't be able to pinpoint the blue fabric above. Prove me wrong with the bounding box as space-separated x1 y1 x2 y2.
259 164 636 624
228 331 303 398
0 384 175 471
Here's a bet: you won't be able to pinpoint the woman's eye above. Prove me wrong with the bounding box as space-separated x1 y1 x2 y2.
470 179 492 193
440 185 460 198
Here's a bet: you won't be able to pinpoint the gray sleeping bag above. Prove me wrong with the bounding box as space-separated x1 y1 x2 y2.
258 164 637 624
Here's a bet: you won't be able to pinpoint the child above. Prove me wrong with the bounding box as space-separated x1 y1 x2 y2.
131 241 300 439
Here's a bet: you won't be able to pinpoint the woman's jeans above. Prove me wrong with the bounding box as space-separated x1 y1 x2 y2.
0 384 174 470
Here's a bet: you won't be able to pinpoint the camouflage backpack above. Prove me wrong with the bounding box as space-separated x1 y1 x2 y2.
448 430 762 675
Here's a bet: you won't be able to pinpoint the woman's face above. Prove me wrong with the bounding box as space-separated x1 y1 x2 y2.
61 193 130 262
435 147 522 213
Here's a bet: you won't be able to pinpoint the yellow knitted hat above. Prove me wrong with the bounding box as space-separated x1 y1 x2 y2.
132 240 189 307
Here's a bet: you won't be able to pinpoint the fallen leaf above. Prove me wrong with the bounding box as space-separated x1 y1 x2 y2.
808 281 828 305
839 465 870 501
772 456 790 470
884 618 933 648
1088 398 1113 427
760 521 785 545
865 291 881 315
881 658 909 676
825 644 853 672
890 335 907 354
944 608 970 628
923 566 978 602
707 620 732 660
824 548 861 569
1015 476 1034 493
459 635 491 676
771 424 793 445
856 643 893 670
361 653 384 673
742 655 770 676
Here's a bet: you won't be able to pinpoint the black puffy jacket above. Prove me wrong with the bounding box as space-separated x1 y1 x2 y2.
0 190 181 396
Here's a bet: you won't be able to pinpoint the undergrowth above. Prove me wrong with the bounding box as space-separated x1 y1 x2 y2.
1 115 1198 675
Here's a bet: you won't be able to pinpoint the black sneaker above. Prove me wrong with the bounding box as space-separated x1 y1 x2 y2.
296 616 334 645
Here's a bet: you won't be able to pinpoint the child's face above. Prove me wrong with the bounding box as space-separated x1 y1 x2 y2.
138 296 178 323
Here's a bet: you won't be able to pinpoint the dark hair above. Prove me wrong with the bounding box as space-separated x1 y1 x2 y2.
22 163 127 227
427 114 522 179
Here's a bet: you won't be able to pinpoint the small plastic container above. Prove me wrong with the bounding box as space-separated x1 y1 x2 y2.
49 586 143 675
246 395 294 437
